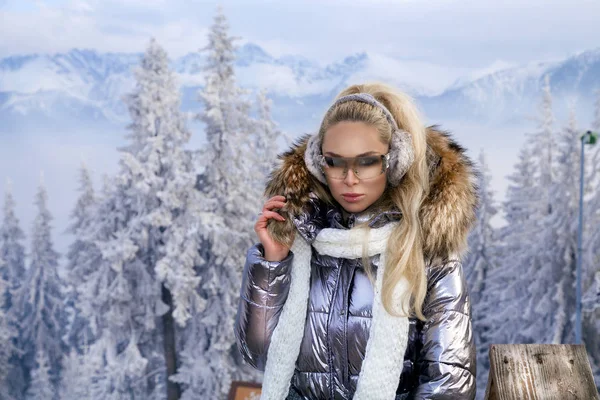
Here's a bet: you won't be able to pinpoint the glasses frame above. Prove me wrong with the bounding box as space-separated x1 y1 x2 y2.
318 153 390 180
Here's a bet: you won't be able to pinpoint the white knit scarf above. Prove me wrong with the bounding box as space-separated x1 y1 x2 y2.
260 222 410 399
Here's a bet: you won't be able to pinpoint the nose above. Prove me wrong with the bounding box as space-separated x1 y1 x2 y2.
343 169 359 186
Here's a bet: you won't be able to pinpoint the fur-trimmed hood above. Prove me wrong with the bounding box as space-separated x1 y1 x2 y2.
264 126 480 262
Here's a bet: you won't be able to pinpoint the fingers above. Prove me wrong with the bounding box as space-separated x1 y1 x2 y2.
255 210 285 231
263 196 287 212
263 201 286 213
255 195 287 235
262 209 285 222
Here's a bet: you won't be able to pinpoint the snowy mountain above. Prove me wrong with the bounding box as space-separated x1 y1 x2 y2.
1 43 599 136
422 49 600 125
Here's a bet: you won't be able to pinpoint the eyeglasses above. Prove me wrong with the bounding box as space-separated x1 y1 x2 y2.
318 153 390 180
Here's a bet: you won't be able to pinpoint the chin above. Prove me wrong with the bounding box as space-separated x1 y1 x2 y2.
338 199 370 213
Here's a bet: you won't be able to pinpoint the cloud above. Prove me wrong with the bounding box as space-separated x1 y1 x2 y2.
0 0 209 58
2 0 600 69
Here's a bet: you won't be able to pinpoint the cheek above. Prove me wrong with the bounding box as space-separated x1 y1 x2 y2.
327 180 345 196
368 175 387 197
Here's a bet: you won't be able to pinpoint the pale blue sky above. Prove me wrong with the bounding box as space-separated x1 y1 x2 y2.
2 0 600 69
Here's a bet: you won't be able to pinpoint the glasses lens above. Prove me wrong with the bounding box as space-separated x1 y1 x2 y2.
322 156 384 180
355 156 384 179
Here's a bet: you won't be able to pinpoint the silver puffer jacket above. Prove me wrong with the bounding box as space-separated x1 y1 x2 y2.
235 127 479 399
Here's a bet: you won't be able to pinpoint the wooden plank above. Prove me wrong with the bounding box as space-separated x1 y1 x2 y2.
484 344 599 400
227 381 262 400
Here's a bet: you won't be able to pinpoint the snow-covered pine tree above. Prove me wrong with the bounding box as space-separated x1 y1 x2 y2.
0 256 19 400
586 90 600 276
58 349 90 399
582 88 600 390
17 177 64 389
0 180 26 310
533 74 556 215
462 149 500 398
73 175 116 341
485 143 539 348
26 350 56 400
58 168 121 399
63 163 97 351
79 38 203 399
0 181 27 399
76 176 153 398
583 270 600 391
509 76 561 344
583 271 600 323
173 6 265 399
464 150 498 302
253 89 282 188
85 329 147 400
544 106 592 344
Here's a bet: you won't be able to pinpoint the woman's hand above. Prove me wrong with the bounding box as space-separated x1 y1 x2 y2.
254 195 291 262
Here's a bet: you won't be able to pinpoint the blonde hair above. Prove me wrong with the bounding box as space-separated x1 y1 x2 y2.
318 82 429 321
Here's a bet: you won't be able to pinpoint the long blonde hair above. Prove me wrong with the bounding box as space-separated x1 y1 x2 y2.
318 82 430 321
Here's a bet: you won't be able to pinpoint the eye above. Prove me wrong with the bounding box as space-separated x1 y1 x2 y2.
324 157 345 168
357 156 379 167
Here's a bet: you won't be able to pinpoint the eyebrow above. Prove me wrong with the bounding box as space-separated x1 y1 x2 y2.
324 151 379 157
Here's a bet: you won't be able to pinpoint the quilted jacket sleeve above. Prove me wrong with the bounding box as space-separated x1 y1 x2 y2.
409 259 476 399
234 243 294 371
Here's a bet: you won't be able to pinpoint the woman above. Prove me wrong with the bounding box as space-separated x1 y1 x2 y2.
234 82 478 399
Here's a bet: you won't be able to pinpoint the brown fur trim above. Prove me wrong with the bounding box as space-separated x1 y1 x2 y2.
420 126 479 260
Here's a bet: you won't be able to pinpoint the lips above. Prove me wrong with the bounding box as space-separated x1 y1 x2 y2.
342 193 364 202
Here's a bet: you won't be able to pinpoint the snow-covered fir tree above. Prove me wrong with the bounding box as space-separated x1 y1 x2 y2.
17 177 64 390
582 89 600 389
84 329 146 400
253 89 282 187
0 256 19 400
26 350 56 400
544 106 585 344
58 349 90 400
71 175 113 340
518 104 596 347
0 181 27 399
532 74 556 214
488 78 558 347
582 269 600 388
463 150 500 398
0 180 26 310
173 7 265 399
510 77 561 344
75 176 153 398
63 163 97 351
77 37 202 399
464 150 498 302
583 271 600 321
486 143 540 347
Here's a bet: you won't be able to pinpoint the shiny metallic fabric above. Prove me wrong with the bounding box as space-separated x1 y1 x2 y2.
235 197 476 399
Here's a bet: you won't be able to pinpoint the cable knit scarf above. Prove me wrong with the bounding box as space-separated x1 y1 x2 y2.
260 222 410 399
